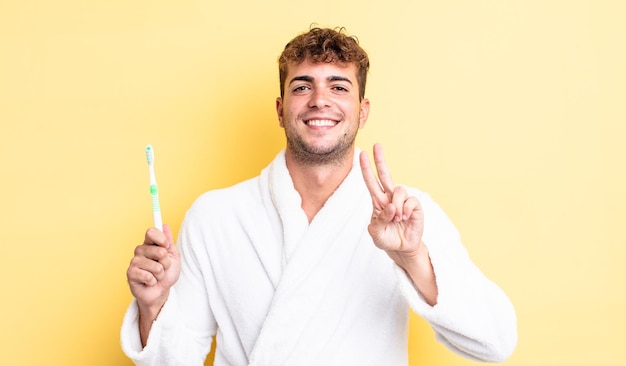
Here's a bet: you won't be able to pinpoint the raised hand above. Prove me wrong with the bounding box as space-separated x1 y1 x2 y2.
127 224 181 345
360 144 437 305
359 144 424 254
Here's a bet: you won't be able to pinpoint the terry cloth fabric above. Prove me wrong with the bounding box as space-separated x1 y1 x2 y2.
121 148 517 366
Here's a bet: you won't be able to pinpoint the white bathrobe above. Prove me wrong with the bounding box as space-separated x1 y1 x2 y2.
121 149 517 365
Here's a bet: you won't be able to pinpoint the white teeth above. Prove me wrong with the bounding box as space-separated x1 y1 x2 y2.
306 119 336 127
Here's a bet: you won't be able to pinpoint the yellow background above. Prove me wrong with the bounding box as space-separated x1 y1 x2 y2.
1 1 624 365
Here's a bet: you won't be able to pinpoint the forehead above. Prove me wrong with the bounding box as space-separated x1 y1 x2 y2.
286 60 358 81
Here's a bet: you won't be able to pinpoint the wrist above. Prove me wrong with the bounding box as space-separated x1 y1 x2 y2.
137 292 169 348
137 292 169 324
387 242 429 270
388 243 438 306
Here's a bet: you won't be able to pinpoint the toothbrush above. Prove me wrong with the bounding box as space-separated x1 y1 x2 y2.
145 145 163 231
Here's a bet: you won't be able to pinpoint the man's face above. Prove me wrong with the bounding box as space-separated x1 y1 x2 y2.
276 60 370 166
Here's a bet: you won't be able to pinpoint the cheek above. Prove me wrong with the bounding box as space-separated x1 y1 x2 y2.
340 101 361 118
280 102 300 120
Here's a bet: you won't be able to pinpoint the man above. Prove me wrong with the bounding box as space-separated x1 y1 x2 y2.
122 27 517 365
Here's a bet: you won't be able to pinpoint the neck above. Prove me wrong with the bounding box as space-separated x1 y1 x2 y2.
285 147 355 222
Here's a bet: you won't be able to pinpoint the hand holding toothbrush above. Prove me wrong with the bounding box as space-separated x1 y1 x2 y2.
127 225 181 347
126 145 181 347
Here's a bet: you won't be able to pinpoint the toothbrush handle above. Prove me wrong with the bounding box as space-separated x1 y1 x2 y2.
150 184 162 231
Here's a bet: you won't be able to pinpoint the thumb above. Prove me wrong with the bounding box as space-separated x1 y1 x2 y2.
162 224 175 250
379 203 397 224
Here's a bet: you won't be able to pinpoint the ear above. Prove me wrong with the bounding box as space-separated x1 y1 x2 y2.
276 97 284 127
359 98 370 129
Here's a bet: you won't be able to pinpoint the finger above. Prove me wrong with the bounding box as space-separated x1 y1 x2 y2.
144 227 168 248
128 266 157 287
162 224 174 250
135 256 167 281
391 186 408 222
140 246 173 271
402 196 422 221
372 143 395 194
379 203 397 223
135 244 168 262
128 259 163 286
359 151 387 203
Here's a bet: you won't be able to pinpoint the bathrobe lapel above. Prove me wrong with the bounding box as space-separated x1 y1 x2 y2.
249 150 372 365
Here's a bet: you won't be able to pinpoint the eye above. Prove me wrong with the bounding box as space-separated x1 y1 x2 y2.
293 85 310 92
332 85 350 93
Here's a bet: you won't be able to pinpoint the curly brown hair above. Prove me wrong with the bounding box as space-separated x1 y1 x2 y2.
278 27 370 100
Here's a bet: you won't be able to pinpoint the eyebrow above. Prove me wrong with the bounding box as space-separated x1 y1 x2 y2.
289 75 354 85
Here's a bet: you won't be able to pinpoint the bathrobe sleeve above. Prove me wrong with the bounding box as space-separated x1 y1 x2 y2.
120 211 217 366
395 191 518 362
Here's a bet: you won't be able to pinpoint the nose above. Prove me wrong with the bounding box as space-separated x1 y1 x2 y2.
308 88 331 109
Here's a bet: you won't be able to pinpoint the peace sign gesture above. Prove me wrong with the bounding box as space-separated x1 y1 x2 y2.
360 144 437 305
359 143 425 254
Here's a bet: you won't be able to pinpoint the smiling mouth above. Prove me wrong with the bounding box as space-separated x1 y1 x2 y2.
305 119 338 127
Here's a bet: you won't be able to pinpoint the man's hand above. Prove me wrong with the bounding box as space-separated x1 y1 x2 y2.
359 144 424 253
127 224 181 345
360 144 437 305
